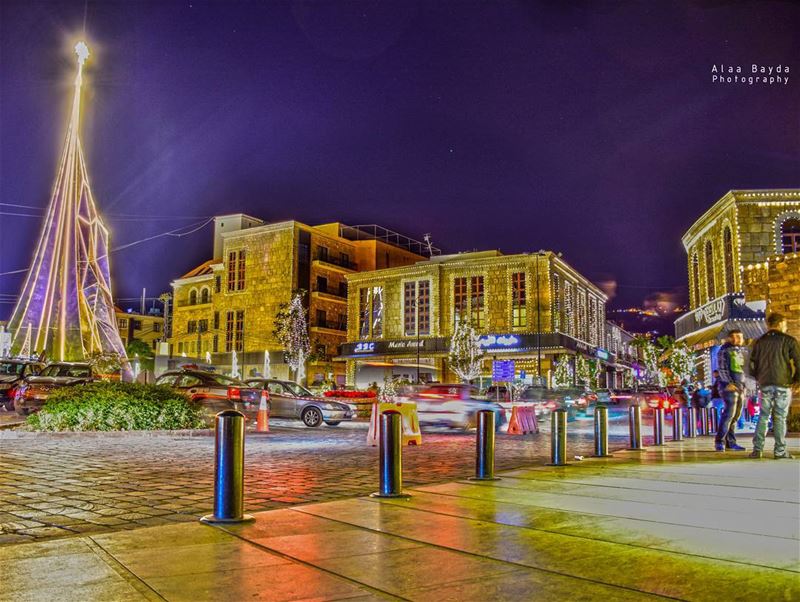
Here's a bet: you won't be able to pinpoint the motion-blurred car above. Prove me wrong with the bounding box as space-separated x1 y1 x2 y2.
14 362 94 415
409 384 506 430
245 378 354 427
643 390 681 414
155 369 262 422
0 359 44 411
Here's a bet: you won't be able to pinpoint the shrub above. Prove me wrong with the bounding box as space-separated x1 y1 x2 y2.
788 411 800 434
27 381 206 432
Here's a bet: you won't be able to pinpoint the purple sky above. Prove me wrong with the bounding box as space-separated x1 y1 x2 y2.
1 1 799 319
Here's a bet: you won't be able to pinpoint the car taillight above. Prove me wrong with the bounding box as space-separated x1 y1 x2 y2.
227 387 241 401
7 386 17 399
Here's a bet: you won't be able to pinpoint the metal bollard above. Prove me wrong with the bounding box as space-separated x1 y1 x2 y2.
709 406 719 433
672 407 684 441
371 411 410 498
653 408 665 445
546 409 569 466
687 407 697 438
470 410 500 481
201 410 254 524
698 408 708 436
627 405 645 450
592 405 613 458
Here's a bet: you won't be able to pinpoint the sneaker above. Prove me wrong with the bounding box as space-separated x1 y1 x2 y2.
749 450 763 459
726 444 746 451
714 443 724 452
774 452 794 459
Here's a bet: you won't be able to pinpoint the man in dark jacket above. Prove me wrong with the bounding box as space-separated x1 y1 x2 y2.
715 330 747 451
749 313 800 459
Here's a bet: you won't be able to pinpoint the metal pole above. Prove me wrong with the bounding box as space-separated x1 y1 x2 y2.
627 404 644 450
470 410 500 480
592 405 613 457
653 407 665 446
672 407 684 441
698 407 708 436
709 406 718 432
687 406 697 438
535 253 542 379
201 410 253 524
546 408 569 466
371 411 410 498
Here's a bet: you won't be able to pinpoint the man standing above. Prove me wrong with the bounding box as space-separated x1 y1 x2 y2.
715 329 746 451
749 313 800 459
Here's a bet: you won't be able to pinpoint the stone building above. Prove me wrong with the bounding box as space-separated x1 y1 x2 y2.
675 189 800 381
340 250 621 388
115 309 164 351
167 215 430 383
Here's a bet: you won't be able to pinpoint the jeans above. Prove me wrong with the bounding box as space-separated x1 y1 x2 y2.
753 386 792 456
715 388 743 446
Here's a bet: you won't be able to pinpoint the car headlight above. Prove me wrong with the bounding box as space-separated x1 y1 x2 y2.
0 383 11 391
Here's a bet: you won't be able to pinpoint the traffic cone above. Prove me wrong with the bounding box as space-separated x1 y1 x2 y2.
256 391 269 433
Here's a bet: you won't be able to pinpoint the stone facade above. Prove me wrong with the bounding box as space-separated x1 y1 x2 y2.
168 217 426 383
342 250 610 387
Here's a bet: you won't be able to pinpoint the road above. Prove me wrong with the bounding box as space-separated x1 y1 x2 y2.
0 404 741 545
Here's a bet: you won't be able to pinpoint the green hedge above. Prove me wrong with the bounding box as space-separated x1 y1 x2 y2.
27 381 206 431
788 411 800 434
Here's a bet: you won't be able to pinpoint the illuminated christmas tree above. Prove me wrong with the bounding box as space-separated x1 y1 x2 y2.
8 42 126 364
448 318 484 382
274 293 310 383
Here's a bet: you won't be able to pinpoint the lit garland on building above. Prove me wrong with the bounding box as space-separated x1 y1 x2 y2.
8 41 127 364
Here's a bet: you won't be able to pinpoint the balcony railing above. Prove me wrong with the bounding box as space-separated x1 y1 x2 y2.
315 253 358 271
312 284 347 299
313 320 347 332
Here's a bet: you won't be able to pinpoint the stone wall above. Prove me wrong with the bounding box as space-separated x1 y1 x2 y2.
767 254 800 339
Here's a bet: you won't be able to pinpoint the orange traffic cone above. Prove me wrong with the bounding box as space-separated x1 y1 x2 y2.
256 391 269 433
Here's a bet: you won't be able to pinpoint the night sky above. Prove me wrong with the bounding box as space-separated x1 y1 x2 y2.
1 1 799 320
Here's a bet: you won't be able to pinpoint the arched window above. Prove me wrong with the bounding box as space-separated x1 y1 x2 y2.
723 227 734 293
691 253 700 307
200 287 210 304
781 218 800 254
189 289 197 305
705 240 715 301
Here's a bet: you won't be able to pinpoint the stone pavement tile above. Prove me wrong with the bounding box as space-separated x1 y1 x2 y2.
144 560 374 602
0 538 91 561
220 508 355 540
404 567 664 602
251 528 425 561
2 550 123 594
109 539 292 578
0 578 149 602
376 490 800 572
312 546 519 597
298 499 800 600
91 521 232 552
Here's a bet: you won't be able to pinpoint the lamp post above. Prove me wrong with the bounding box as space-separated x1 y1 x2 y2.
535 251 544 385
411 296 422 384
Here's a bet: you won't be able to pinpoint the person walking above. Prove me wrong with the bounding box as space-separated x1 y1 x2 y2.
749 313 800 459
715 330 747 451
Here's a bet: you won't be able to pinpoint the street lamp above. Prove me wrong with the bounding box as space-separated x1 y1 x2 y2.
535 250 545 385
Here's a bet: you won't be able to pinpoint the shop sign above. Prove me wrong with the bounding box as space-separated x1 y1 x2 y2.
354 342 375 353
596 348 610 361
478 334 520 350
492 360 515 381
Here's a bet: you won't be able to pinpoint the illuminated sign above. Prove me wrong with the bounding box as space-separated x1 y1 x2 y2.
354 342 375 353
492 360 515 381
596 349 610 361
477 334 520 349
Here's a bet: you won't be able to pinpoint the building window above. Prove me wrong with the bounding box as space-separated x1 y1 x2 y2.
339 281 347 298
212 334 219 353
358 286 384 339
470 276 484 328
187 320 197 334
235 310 245 351
215 275 221 293
552 273 561 331
153 323 161 333
404 280 431 336
225 311 234 352
178 342 183 354
318 246 329 261
705 240 715 300
564 280 574 337
781 218 800 253
691 253 700 307
213 312 220 330
511 272 527 328
453 277 468 325
316 309 326 328
198 319 208 333
118 318 128 329
316 275 328 294
200 287 210 304
227 250 246 291
340 252 349 266
723 227 735 293
189 289 197 305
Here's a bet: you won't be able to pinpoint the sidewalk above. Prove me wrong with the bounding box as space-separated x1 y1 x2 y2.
2 436 798 601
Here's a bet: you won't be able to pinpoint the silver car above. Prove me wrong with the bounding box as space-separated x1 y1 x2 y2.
245 378 354 428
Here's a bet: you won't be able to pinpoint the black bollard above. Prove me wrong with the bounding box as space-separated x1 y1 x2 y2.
470 410 500 481
546 409 569 466
371 411 410 498
698 408 708 436
672 407 684 441
627 404 645 451
709 406 719 433
687 407 697 438
592 405 613 458
201 410 254 524
653 408 665 445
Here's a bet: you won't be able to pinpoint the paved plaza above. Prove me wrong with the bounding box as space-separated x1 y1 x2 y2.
0 414 634 544
1 436 797 601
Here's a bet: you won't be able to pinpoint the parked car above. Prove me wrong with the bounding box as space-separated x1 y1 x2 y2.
14 362 94 415
0 359 45 411
244 378 354 427
408 383 506 431
154 369 262 422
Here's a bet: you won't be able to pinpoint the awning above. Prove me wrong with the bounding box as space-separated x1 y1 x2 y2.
679 319 766 350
